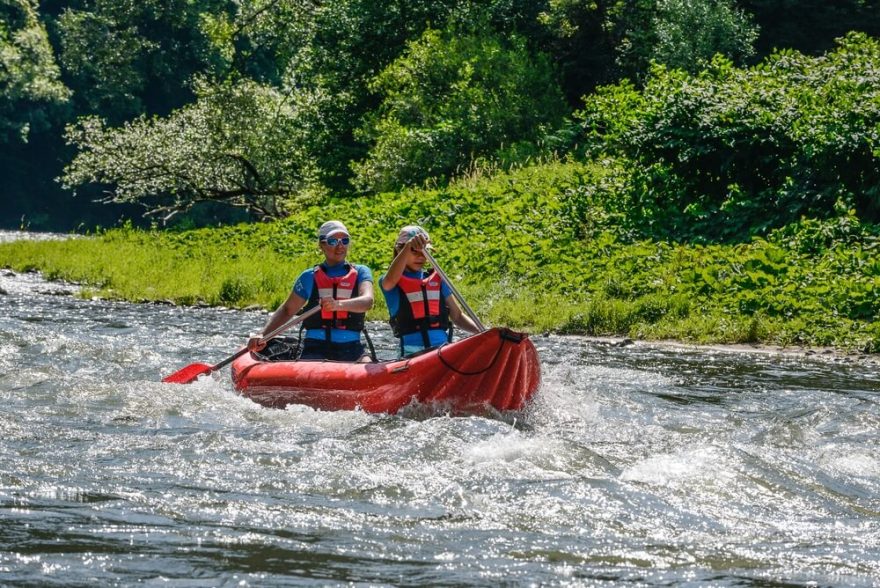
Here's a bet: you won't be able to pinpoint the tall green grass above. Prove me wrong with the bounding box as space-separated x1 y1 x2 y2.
2 161 878 352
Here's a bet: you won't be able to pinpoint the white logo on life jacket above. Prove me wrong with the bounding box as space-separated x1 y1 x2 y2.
340 281 352 287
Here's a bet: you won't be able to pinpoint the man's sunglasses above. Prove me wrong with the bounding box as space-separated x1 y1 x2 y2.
321 236 350 246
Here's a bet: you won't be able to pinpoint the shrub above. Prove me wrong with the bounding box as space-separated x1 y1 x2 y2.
576 32 880 242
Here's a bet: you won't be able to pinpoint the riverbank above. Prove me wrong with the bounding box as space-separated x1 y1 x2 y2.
1 163 878 353
3 261 877 366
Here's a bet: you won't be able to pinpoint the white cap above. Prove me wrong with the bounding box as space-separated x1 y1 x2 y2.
395 225 430 246
318 220 350 240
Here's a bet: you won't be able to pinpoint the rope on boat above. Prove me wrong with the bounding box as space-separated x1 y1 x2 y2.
436 331 510 376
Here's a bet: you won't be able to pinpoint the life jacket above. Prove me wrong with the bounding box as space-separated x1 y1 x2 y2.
389 269 450 349
302 263 365 338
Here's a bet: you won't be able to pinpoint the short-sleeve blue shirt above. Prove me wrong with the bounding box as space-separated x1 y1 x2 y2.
380 269 452 354
295 262 372 342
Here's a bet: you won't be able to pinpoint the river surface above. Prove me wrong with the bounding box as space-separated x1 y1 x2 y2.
1 233 880 586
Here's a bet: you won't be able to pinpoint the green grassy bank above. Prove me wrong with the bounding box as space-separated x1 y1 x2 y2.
2 161 879 352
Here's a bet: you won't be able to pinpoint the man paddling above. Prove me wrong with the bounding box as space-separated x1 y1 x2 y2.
247 220 374 361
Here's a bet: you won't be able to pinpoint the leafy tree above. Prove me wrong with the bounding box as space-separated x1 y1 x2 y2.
62 78 332 221
55 0 227 122
535 0 756 99
633 0 758 75
154 0 557 194
198 0 320 84
0 0 70 142
535 0 631 103
353 26 568 192
278 0 464 189
249 0 552 190
574 32 880 241
56 0 471 221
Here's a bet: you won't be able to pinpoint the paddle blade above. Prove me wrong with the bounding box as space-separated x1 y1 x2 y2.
162 363 213 384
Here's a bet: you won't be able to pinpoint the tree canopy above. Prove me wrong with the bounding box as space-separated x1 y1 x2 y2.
352 26 568 192
0 0 69 142
2 0 880 229
63 78 331 220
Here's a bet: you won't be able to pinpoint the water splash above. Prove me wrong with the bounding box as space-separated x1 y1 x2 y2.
1 270 879 585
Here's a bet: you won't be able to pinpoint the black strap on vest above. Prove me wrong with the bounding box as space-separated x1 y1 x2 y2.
302 263 365 337
389 273 449 351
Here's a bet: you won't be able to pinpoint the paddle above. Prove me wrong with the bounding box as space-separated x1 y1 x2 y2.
423 248 486 333
162 305 322 384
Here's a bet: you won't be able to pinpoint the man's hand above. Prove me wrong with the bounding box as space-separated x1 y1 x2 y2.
247 334 266 352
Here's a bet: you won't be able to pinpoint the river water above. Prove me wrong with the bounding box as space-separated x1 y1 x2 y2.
1 233 879 586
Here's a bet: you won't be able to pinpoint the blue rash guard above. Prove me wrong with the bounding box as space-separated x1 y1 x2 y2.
381 269 452 355
294 262 373 343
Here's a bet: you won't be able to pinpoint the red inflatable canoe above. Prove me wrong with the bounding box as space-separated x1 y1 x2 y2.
230 328 541 414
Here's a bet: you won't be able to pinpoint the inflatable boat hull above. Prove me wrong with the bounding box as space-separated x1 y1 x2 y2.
231 328 541 414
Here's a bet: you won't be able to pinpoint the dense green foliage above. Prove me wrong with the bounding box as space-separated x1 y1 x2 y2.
642 0 758 73
353 26 568 192
3 162 878 352
535 0 759 99
55 0 221 121
5 0 880 229
574 33 880 242
0 0 69 142
63 78 330 220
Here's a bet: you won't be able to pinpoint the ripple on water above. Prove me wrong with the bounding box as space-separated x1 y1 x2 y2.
1 271 880 585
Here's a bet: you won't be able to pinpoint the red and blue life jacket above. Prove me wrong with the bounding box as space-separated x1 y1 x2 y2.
389 269 450 349
302 263 365 338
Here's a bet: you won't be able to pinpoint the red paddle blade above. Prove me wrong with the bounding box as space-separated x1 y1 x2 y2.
162 363 213 384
